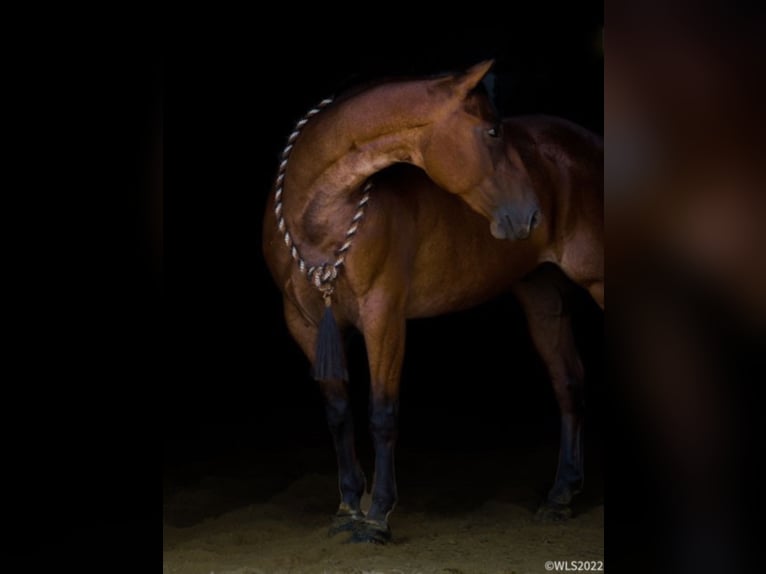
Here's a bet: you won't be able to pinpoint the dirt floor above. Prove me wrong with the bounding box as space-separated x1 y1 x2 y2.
163 441 603 574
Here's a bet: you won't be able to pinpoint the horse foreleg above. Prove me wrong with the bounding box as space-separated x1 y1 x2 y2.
513 268 586 521
283 298 366 534
352 297 406 544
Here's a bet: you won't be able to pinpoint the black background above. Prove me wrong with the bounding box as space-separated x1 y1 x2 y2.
8 6 605 571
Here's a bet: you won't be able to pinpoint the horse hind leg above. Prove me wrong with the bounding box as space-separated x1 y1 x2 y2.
513 266 586 521
283 298 366 534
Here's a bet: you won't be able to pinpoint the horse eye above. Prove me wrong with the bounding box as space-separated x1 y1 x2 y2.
487 126 500 138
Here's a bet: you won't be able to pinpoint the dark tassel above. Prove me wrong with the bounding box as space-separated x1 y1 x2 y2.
314 299 348 382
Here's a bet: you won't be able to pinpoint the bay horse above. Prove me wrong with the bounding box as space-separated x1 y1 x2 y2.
263 61 603 543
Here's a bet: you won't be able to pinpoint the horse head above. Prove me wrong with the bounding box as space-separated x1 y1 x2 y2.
420 60 541 240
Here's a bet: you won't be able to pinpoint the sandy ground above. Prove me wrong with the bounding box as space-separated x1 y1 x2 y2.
163 443 603 574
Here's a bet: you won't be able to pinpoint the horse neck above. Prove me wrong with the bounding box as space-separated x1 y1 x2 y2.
281 83 434 249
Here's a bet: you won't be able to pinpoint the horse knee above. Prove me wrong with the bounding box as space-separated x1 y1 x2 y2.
340 466 366 498
324 394 352 431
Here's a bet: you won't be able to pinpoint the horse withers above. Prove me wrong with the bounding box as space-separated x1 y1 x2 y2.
263 61 603 543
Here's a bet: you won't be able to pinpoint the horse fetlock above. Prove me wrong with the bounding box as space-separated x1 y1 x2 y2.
336 502 364 519
367 493 397 523
547 469 584 513
340 467 367 501
548 485 577 507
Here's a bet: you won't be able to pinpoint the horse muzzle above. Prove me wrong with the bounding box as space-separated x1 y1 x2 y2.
490 206 541 240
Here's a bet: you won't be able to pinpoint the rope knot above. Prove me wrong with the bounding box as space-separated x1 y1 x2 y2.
309 263 336 307
310 263 338 290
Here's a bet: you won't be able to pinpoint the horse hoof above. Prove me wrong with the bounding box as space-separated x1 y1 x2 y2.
328 510 364 537
349 520 392 544
535 500 573 522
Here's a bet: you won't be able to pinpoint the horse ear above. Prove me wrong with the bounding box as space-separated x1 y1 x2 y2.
452 60 495 98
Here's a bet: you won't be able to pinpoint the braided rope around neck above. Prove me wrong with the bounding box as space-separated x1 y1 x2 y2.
273 97 372 302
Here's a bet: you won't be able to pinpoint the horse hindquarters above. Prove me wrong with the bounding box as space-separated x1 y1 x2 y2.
512 266 586 520
282 298 367 530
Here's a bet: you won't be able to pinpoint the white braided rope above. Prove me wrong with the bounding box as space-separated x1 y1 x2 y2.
273 97 372 295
